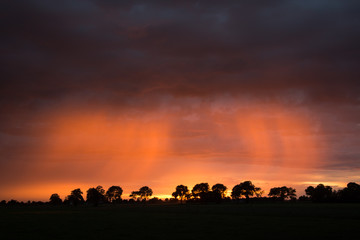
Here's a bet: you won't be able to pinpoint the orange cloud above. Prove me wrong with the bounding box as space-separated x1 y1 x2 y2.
0 102 342 202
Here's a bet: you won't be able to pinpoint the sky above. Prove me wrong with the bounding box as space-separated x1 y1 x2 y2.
1 0 360 201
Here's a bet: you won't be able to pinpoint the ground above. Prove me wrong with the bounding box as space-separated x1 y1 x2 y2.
1 203 360 239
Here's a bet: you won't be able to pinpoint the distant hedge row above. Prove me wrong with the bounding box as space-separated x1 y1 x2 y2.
1 181 359 206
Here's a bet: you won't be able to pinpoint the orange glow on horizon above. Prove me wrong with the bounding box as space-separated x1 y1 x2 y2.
0 102 339 202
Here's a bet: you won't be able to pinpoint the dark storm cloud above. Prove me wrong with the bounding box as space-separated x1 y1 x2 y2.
0 0 360 169
1 0 360 106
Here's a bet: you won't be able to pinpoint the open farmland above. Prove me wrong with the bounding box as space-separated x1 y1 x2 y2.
1 203 360 239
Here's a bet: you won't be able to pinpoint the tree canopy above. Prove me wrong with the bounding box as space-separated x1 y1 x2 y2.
130 186 153 201
106 186 123 203
49 193 62 205
268 186 296 200
86 186 106 206
192 183 210 199
172 185 190 203
212 183 227 199
231 181 262 202
305 184 334 202
65 188 84 205
340 182 360 202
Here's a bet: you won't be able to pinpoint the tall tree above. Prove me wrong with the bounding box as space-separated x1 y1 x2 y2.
305 184 334 202
231 181 262 202
212 183 227 199
71 188 85 202
86 186 106 206
340 182 360 202
268 186 296 200
65 188 84 206
130 186 153 201
172 185 190 203
139 186 153 200
106 186 123 203
192 183 210 199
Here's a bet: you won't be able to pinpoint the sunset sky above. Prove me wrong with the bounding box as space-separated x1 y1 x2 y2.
1 0 360 201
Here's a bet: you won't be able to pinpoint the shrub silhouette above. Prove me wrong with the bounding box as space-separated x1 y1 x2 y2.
49 193 62 205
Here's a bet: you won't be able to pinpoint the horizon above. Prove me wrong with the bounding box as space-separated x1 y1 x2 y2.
1 179 349 202
1 1 359 202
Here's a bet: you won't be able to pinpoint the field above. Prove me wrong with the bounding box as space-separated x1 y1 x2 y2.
1 203 360 239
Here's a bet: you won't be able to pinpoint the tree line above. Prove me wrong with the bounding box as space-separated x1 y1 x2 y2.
1 181 360 206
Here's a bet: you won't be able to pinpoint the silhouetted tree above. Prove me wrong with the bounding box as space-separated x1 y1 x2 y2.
0 200 6 206
268 186 296 200
231 181 262 203
86 188 102 206
339 182 360 202
86 186 106 206
65 188 84 206
7 199 19 205
139 186 153 200
305 184 334 202
106 186 123 203
49 193 62 205
130 186 153 201
96 185 105 196
192 183 210 200
172 185 190 203
72 188 85 202
212 183 227 199
130 191 141 200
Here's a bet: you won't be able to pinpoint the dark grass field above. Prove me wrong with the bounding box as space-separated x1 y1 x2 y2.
1 203 360 239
